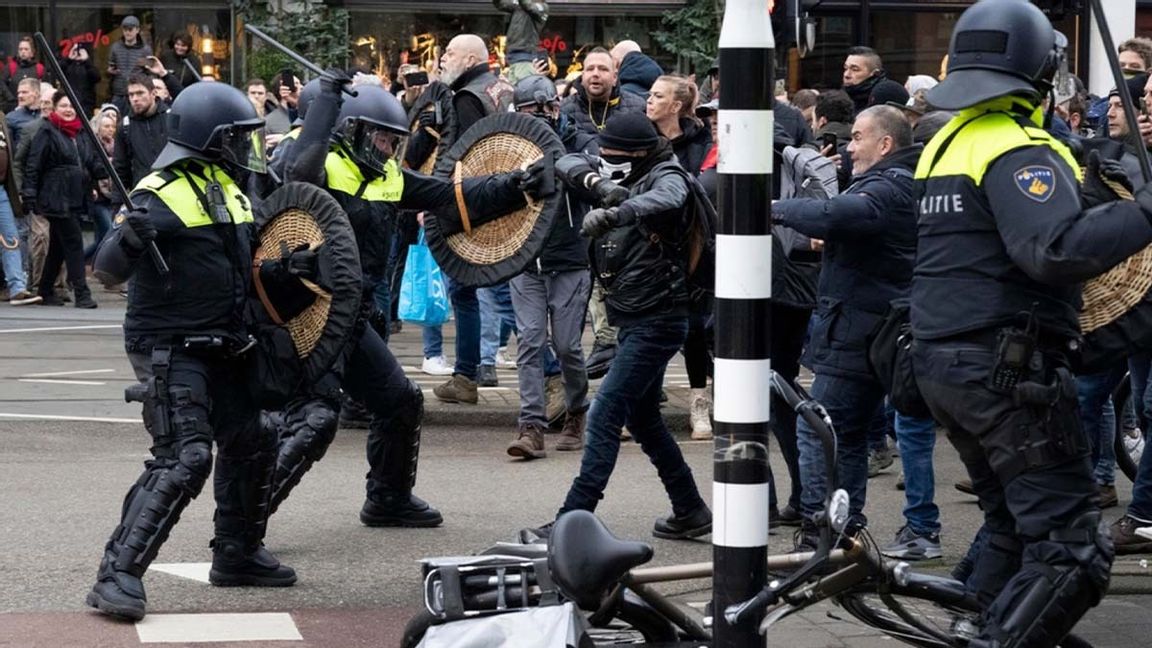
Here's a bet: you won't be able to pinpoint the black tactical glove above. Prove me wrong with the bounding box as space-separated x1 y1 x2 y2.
1082 150 1134 209
581 206 621 238
120 207 156 252
514 157 556 200
592 177 629 207
281 241 320 280
417 109 440 132
320 68 354 95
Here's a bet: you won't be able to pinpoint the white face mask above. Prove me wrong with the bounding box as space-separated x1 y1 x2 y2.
598 159 632 182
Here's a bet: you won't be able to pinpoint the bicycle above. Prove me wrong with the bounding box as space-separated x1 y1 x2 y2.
1110 373 1147 483
402 372 1095 647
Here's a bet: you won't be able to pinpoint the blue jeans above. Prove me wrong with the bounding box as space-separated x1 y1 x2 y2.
797 372 885 525
423 324 443 359
895 412 940 535
1129 424 1152 522
1075 366 1125 486
478 282 516 366
84 201 113 262
0 191 27 294
450 282 480 380
1129 354 1152 424
559 315 705 517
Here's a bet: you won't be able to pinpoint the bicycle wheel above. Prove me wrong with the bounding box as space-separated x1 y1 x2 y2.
837 587 1094 648
1112 377 1144 483
399 609 440 648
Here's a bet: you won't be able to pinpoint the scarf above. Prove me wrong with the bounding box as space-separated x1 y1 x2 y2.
48 112 83 138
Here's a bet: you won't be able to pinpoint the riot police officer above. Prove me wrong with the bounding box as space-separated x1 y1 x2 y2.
87 82 297 620
911 1 1152 645
268 74 548 527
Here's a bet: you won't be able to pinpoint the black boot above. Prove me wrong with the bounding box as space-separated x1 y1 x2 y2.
86 549 147 621
72 280 97 309
209 451 297 587
362 380 443 527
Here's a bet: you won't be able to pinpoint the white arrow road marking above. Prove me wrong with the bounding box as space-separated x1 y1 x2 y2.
135 612 303 643
22 368 116 377
18 378 106 386
0 324 121 334
0 413 140 423
148 562 212 584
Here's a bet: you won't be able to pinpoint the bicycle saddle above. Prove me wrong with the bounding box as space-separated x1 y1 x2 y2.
547 510 654 610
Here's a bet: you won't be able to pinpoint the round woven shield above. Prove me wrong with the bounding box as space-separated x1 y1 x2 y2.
406 82 457 176
1080 180 1150 333
425 111 564 287
253 182 362 384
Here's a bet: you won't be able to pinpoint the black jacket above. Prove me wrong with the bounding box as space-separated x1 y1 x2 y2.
60 56 101 117
774 145 921 380
528 114 597 274
159 50 202 89
558 149 691 325
113 102 169 198
670 118 712 176
21 119 107 217
618 51 663 99
559 82 647 137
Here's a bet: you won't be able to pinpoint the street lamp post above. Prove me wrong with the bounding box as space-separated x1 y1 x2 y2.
712 0 776 646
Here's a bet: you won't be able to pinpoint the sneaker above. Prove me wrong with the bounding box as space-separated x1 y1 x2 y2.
495 346 517 369
507 423 546 459
586 341 616 380
689 390 713 440
555 409 585 451
519 521 554 544
1111 515 1152 555
544 374 566 427
8 290 42 306
477 364 499 387
773 504 803 527
1097 483 1119 509
434 374 478 404
880 525 942 560
867 446 894 477
422 355 454 376
954 478 976 495
653 504 712 540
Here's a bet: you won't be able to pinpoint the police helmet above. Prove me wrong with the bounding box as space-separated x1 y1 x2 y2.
927 0 1059 111
513 75 559 111
333 84 409 175
152 82 267 173
293 78 321 127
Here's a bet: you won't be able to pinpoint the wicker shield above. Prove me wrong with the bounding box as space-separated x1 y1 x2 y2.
406 82 457 176
1079 177 1152 372
251 182 362 387
425 111 564 287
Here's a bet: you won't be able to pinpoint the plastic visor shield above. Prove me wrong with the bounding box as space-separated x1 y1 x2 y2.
344 120 407 175
222 126 268 174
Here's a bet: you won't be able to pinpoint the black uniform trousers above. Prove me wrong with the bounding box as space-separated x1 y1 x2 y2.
912 339 1098 606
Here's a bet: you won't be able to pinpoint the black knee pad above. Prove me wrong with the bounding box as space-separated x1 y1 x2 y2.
171 440 213 495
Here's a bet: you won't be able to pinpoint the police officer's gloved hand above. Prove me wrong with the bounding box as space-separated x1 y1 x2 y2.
514 158 556 200
592 177 629 207
1082 150 1134 209
320 68 354 96
120 207 156 253
283 242 320 279
417 109 440 132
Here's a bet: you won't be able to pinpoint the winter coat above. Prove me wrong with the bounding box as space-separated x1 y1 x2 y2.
113 102 169 197
107 38 154 96
21 119 107 217
559 83 647 137
158 50 201 88
670 118 712 176
60 56 101 117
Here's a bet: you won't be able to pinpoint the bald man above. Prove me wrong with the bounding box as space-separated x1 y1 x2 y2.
610 40 662 99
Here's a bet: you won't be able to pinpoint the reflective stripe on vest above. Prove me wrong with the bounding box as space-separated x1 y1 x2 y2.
916 108 1082 185
135 162 253 228
324 147 404 202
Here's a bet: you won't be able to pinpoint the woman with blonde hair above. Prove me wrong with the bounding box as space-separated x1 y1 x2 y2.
646 74 712 176
85 105 119 265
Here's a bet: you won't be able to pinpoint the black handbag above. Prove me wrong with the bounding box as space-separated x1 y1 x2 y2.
868 299 931 418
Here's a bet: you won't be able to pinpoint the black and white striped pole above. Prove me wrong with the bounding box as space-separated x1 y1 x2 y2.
712 0 775 645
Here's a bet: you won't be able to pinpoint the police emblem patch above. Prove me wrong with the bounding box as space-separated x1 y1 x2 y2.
1014 166 1055 202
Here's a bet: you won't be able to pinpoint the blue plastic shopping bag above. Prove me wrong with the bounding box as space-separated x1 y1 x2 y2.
399 229 451 326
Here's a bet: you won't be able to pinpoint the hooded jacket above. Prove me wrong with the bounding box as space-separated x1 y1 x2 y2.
618 51 663 99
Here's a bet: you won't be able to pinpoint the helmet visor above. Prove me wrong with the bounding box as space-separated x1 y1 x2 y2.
343 119 407 175
221 125 267 174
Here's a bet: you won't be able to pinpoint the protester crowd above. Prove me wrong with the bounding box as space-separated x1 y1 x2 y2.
3 5 1152 625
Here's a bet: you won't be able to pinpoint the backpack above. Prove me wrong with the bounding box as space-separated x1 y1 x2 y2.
664 167 716 308
780 144 839 200
6 59 44 82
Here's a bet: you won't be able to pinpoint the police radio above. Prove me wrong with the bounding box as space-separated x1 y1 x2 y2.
989 304 1039 393
205 182 232 224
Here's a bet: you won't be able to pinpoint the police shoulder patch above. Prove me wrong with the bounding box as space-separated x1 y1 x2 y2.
1013 165 1055 202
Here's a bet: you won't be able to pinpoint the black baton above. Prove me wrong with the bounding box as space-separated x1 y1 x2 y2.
244 24 357 97
182 57 202 82
33 32 170 276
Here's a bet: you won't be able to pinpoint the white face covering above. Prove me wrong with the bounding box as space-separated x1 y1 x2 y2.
598 159 632 182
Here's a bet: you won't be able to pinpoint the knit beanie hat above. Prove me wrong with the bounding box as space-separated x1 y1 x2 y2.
598 113 660 152
868 79 910 108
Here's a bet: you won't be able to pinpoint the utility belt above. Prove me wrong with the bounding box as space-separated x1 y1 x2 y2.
126 333 257 359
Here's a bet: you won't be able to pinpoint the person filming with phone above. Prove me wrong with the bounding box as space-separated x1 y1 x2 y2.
1103 75 1151 190
60 42 99 117
107 16 154 114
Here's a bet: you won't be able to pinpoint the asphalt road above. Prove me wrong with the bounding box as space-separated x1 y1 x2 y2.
1 303 1150 647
